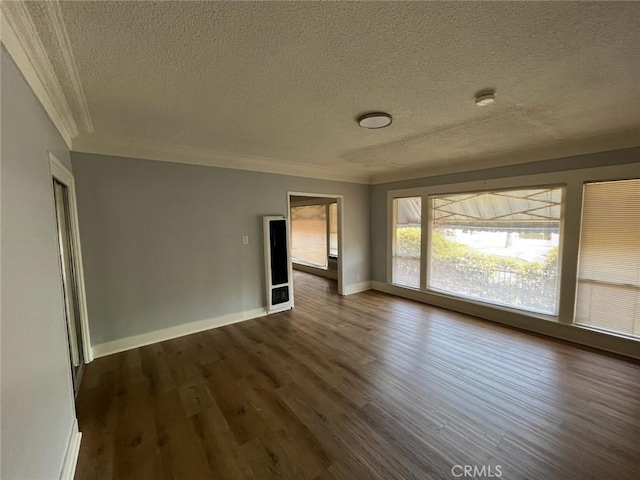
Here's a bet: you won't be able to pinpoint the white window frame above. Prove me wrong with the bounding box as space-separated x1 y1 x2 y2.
386 162 640 326
49 152 93 362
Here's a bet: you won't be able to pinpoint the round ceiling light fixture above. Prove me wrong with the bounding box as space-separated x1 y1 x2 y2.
475 90 496 107
357 112 392 129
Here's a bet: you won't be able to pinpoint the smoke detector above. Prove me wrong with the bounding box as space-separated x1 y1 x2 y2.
475 91 496 107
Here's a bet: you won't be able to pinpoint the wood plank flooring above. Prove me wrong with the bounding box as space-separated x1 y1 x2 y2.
75 271 640 480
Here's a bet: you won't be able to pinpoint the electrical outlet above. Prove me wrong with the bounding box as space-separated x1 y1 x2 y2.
242 235 249 245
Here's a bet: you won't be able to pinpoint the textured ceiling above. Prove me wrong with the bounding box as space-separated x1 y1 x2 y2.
28 1 640 182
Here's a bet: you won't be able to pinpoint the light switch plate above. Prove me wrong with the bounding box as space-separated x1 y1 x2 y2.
242 235 249 245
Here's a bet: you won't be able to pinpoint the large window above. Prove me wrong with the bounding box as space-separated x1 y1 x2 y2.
388 165 639 348
291 205 328 268
428 187 563 314
575 179 640 338
392 197 422 288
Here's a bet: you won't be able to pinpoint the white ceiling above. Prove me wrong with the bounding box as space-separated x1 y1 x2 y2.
14 1 640 183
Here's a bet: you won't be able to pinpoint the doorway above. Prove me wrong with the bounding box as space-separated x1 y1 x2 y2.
287 192 344 296
50 153 92 394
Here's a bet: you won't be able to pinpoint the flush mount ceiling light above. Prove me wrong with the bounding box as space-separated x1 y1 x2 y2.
475 90 496 107
357 112 392 129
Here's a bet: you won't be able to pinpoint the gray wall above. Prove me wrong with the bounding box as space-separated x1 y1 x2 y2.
370 147 640 283
1 47 77 479
71 153 370 345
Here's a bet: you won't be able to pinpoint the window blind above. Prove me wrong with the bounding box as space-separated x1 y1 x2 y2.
329 203 338 257
291 205 328 268
575 179 640 338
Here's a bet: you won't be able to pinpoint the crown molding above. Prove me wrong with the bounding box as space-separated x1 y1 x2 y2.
1 3 73 147
369 128 640 185
72 134 372 184
41 0 93 134
1 0 92 148
73 130 639 187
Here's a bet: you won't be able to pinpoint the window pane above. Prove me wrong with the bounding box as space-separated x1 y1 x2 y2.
393 197 422 288
329 203 338 257
291 205 327 268
428 187 562 314
575 179 640 338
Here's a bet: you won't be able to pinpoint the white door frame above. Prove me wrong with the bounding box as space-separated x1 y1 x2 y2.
287 191 345 296
49 152 93 363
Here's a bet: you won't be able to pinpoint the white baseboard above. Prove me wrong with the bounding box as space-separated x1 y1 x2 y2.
371 281 640 360
92 307 267 358
60 419 82 480
343 281 372 296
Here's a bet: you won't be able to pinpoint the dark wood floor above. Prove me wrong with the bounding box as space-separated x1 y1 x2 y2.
75 271 640 480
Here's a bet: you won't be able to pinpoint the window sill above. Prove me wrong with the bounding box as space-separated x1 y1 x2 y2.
293 262 337 280
425 287 558 321
574 323 640 343
389 281 559 323
378 281 640 359
389 283 559 322
292 260 328 270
